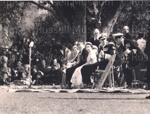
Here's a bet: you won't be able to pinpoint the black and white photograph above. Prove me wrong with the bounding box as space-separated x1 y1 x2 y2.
0 0 150 113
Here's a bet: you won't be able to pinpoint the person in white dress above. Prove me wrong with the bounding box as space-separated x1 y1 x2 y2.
70 42 97 88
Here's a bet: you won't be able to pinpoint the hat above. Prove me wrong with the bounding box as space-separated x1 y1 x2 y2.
93 45 98 50
112 33 123 38
99 33 107 40
85 42 93 48
123 26 129 30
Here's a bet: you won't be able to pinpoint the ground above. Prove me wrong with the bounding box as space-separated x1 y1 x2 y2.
0 88 150 114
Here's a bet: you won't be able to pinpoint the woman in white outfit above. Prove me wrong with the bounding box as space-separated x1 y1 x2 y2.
70 42 97 88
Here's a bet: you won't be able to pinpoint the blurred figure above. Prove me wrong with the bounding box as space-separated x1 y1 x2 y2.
37 60 47 74
22 64 30 81
71 42 97 88
63 44 72 65
92 45 98 56
66 42 88 88
32 67 44 85
66 45 79 68
123 26 132 40
0 63 11 85
89 28 101 47
12 61 24 81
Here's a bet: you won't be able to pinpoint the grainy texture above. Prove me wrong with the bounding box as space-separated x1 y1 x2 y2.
0 88 150 114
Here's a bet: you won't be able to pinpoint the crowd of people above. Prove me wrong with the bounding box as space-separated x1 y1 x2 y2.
0 25 149 89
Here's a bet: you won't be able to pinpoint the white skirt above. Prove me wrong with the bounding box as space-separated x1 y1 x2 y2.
70 65 83 87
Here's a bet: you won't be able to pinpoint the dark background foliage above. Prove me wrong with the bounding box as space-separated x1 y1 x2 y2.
0 1 149 56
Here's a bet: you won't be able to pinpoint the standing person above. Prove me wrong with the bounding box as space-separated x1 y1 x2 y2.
89 28 101 47
145 27 150 98
113 33 143 88
65 42 88 88
122 26 132 40
144 28 150 90
71 42 97 88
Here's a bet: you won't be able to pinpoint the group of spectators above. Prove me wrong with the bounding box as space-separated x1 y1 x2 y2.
65 26 147 89
0 25 149 89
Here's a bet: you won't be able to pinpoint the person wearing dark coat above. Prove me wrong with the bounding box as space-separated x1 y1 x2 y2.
81 36 116 85
65 42 88 88
123 26 132 40
113 33 143 88
89 28 101 47
144 29 150 90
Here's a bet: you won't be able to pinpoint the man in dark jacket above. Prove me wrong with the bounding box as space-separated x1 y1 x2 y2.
66 42 88 88
89 28 101 47
123 26 132 40
113 33 143 88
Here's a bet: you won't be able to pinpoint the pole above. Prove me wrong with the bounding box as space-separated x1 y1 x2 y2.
28 47 32 88
28 41 34 88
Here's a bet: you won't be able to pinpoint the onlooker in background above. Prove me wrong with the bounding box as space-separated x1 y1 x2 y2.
89 28 101 47
47 59 62 85
32 67 44 85
63 44 72 65
12 61 24 81
144 28 150 90
123 26 132 40
66 45 79 68
0 63 12 85
37 60 47 74
22 64 30 81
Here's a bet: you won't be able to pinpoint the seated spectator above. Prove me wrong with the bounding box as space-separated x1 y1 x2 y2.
65 42 88 88
81 35 116 87
32 67 44 85
71 42 97 88
93 45 98 56
52 58 61 69
37 60 47 74
12 61 24 81
66 45 79 68
50 64 63 85
22 64 30 81
63 44 72 65
0 63 12 85
48 59 62 85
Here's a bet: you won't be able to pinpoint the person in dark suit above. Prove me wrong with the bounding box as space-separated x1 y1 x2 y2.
144 28 150 90
65 42 88 88
123 26 132 40
113 33 143 88
89 28 101 47
81 36 116 86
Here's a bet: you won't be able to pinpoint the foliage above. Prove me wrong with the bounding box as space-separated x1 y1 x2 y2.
0 1 149 53
114 1 150 39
